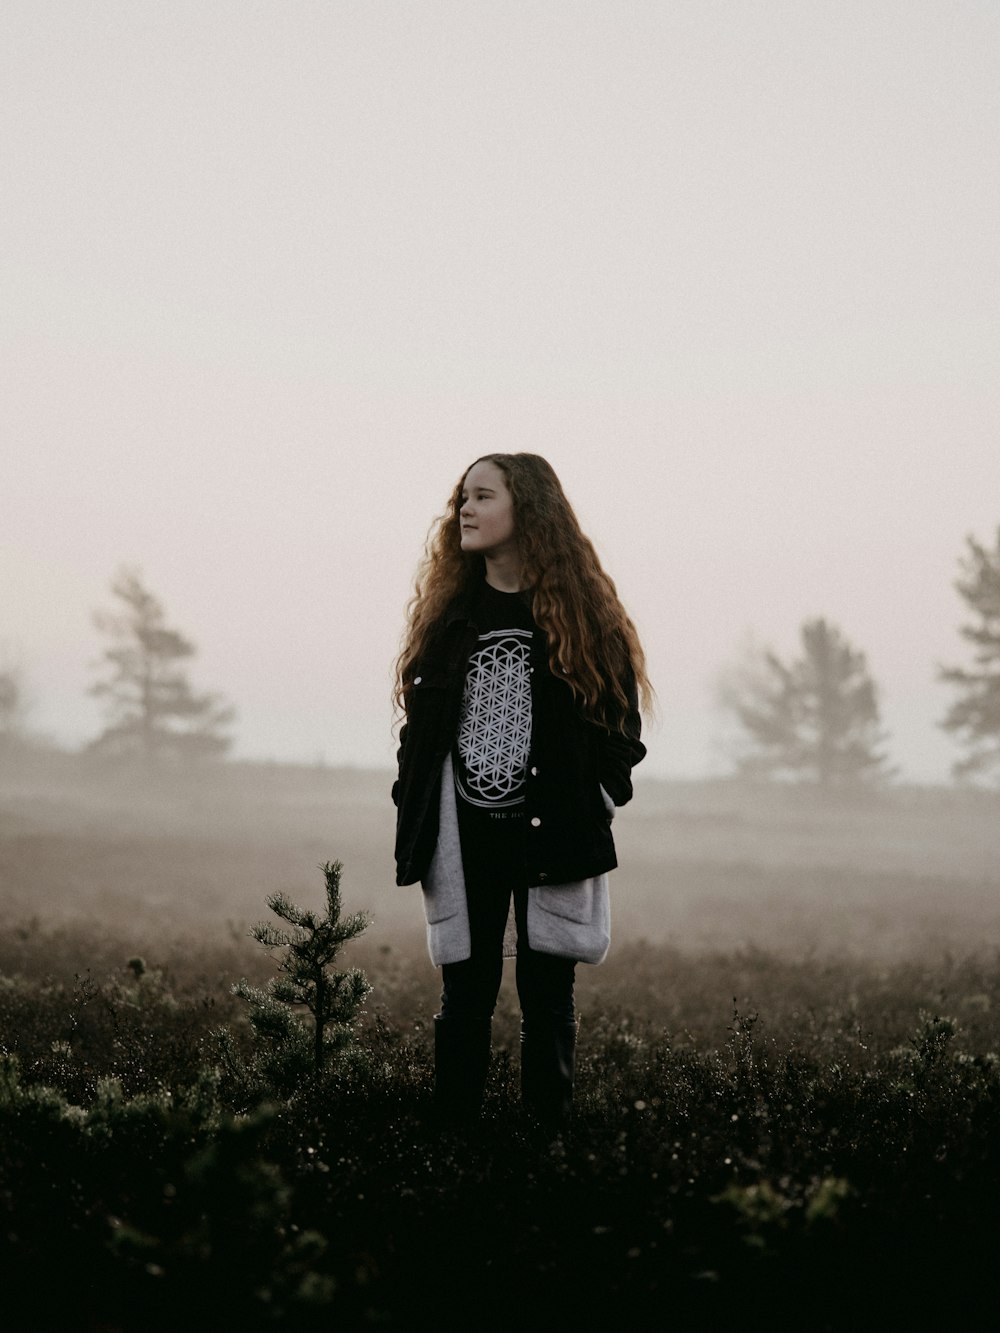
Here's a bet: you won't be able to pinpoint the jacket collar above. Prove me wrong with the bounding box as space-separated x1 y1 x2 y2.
444 583 479 627
443 580 538 627
443 581 551 673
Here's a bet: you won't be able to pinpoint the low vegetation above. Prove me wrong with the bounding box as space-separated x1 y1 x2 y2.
2 896 999 1331
3 758 999 1328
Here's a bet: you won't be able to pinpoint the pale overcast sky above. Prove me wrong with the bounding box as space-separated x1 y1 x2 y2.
3 1 998 780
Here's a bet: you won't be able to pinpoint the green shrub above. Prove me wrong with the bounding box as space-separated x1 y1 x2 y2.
217 861 372 1107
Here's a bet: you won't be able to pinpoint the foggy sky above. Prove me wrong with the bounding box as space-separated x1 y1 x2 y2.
3 1 999 781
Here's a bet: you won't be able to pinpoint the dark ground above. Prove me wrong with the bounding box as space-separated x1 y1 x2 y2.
2 752 999 1330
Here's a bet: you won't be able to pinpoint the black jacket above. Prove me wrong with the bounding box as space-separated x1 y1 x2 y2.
392 589 646 887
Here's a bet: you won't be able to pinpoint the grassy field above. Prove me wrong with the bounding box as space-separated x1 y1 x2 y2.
4 748 1000 955
1 753 999 1330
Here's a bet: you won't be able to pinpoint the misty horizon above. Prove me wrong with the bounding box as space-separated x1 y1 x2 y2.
4 2 999 783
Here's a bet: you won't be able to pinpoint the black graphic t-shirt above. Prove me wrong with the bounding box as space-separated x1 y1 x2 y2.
453 581 536 891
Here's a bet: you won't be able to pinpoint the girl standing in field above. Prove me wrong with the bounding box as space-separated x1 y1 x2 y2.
393 454 651 1129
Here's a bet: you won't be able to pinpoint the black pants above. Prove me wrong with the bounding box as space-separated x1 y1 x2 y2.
440 880 576 1025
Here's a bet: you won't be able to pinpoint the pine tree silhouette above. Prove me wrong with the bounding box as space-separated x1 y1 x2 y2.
234 861 371 1081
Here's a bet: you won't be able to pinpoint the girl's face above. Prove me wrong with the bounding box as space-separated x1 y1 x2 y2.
458 460 518 560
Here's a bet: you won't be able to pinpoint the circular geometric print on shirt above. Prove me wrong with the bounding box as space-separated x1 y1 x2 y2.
455 628 533 807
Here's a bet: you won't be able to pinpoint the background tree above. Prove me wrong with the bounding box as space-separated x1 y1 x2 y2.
939 526 1000 780
89 567 235 760
0 666 24 742
718 617 893 786
0 646 35 751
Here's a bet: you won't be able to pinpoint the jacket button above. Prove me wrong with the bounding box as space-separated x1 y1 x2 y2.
530 766 538 776
538 872 548 883
530 816 541 827
414 676 422 684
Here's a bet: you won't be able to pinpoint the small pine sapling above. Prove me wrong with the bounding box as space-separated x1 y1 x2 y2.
234 861 372 1083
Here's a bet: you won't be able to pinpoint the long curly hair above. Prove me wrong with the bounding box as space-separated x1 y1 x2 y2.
393 453 654 731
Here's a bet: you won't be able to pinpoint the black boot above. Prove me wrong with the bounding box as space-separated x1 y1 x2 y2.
433 1013 492 1125
520 1016 578 1131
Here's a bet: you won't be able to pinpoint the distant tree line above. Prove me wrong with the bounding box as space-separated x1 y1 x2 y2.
3 529 1000 784
938 530 1000 779
88 568 235 761
0 654 27 743
1 567 236 764
717 617 894 787
717 526 1000 786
